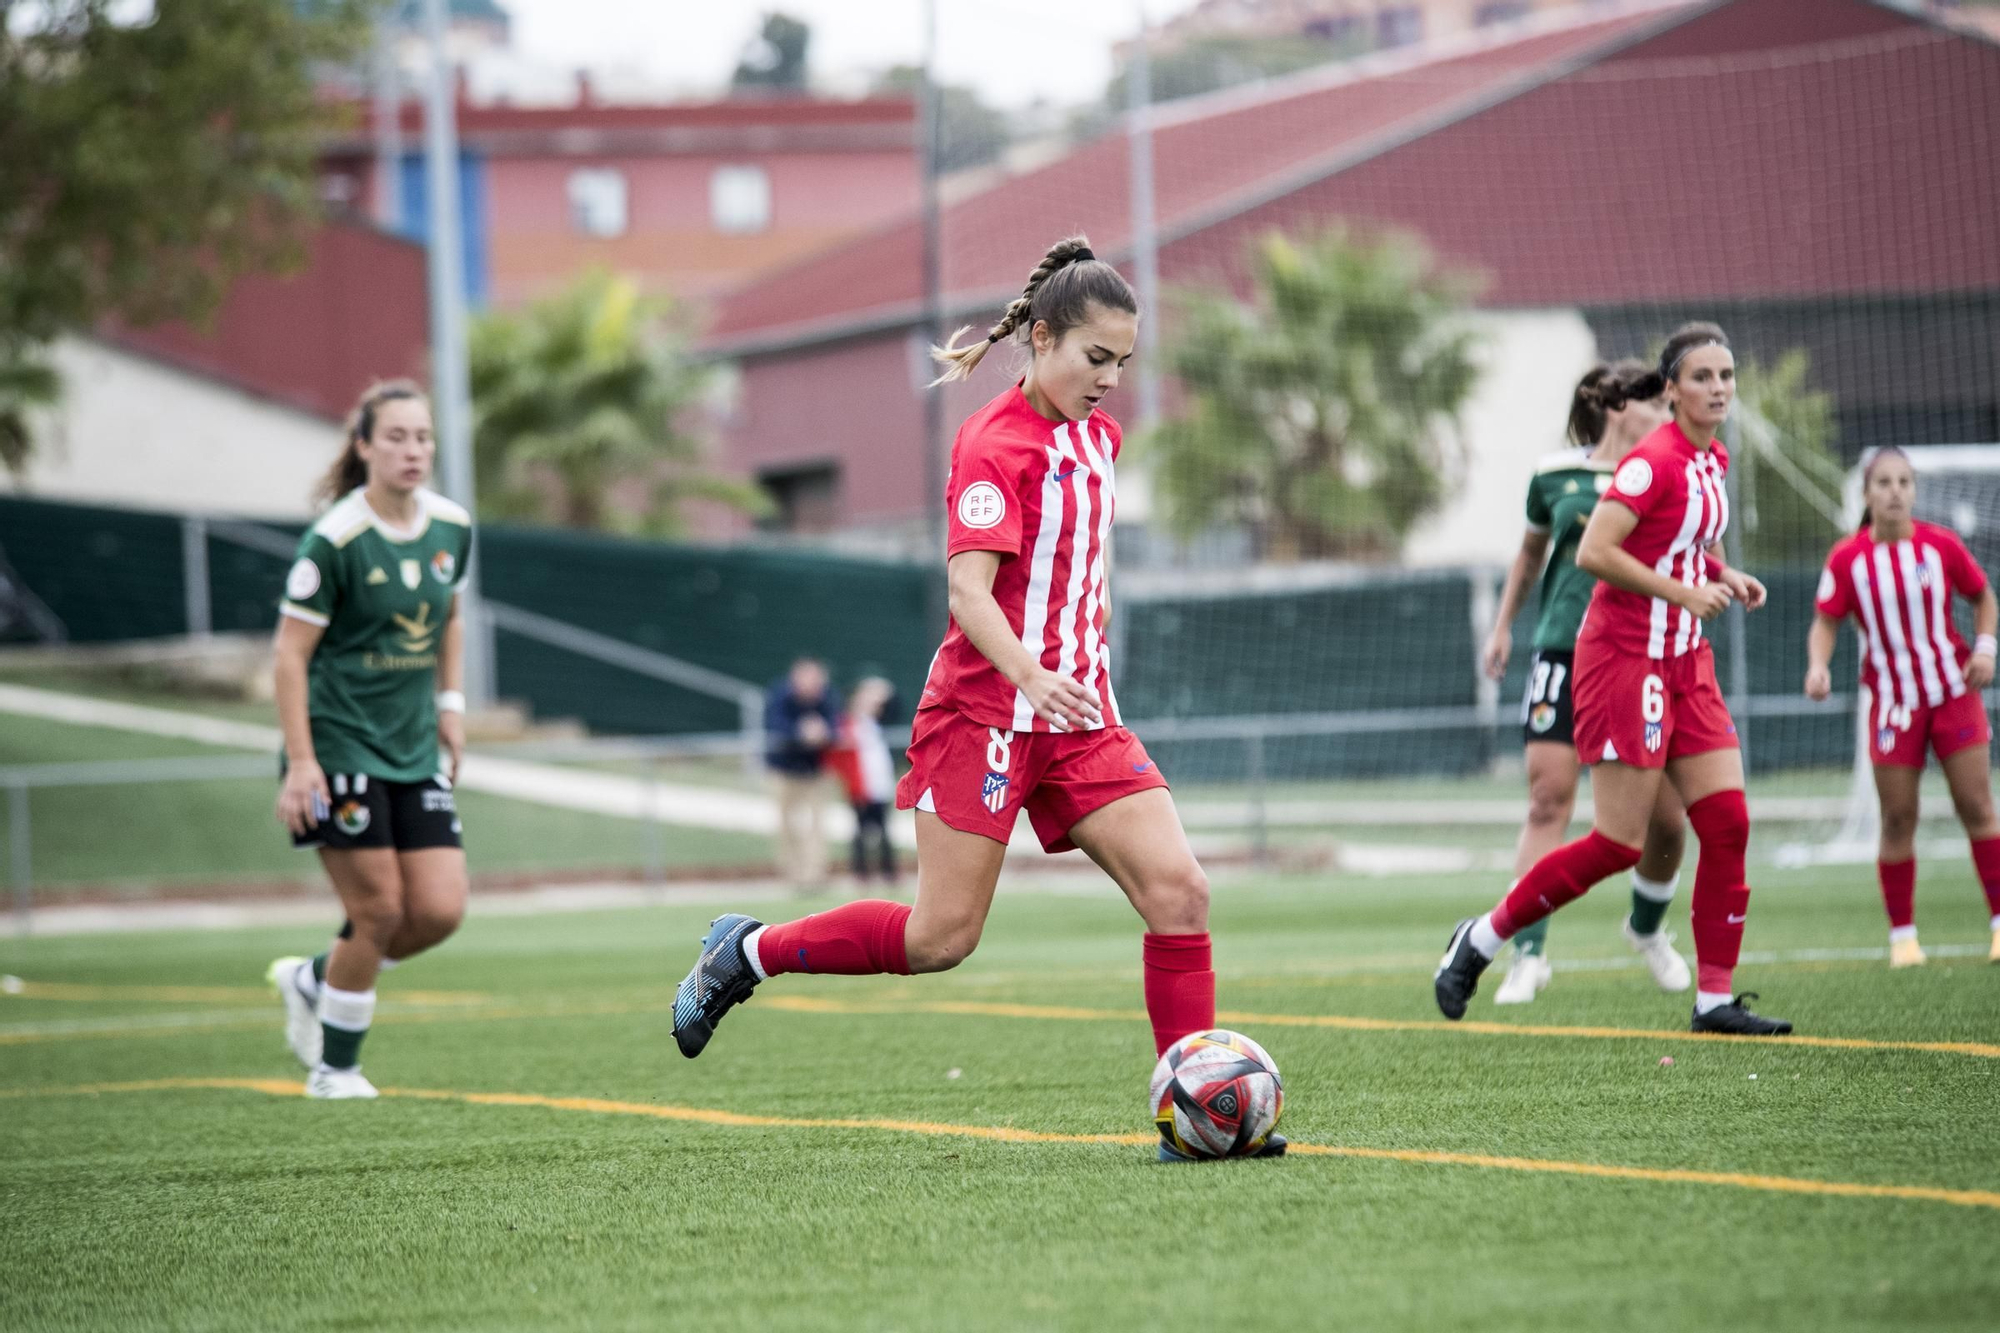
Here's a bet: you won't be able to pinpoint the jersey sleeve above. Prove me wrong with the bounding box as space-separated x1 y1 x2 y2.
1522 476 1551 534
1600 447 1674 521
945 437 1026 559
453 523 474 593
1941 529 1988 598
279 532 339 627
1814 545 1853 620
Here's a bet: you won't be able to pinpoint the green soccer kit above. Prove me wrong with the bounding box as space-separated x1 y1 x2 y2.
1523 447 1614 653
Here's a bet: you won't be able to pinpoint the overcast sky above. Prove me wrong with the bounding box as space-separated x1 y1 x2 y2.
502 0 1209 108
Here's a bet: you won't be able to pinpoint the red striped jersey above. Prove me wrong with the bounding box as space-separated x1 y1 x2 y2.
1815 520 1987 719
1583 421 1730 660
917 384 1122 733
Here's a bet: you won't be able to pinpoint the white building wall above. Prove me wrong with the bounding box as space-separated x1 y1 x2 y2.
3 337 337 520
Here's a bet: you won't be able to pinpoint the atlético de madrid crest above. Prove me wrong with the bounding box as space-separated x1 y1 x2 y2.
981 771 1010 814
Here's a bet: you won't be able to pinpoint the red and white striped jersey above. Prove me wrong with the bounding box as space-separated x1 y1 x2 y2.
1582 421 1730 660
917 384 1122 733
1816 520 1987 718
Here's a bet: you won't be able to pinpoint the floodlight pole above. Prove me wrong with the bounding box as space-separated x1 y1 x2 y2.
1126 1 1161 430
420 0 494 707
919 0 948 594
371 14 403 229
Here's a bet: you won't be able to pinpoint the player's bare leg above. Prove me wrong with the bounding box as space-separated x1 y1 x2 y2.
1623 782 1693 991
304 848 405 1097
1938 742 2000 961
384 848 468 962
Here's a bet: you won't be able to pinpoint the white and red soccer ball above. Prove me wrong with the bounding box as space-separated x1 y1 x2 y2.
1150 1029 1283 1159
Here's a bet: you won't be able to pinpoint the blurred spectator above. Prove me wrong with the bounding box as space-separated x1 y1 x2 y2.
826 677 898 888
765 656 837 890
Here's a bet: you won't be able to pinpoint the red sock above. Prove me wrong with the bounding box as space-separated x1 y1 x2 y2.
755 900 912 977
1877 858 1916 930
1687 790 1751 994
1143 932 1215 1056
1970 837 2000 918
1490 830 1641 938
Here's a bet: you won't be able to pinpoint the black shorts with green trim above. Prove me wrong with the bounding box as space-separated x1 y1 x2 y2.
290 772 462 852
1520 649 1576 747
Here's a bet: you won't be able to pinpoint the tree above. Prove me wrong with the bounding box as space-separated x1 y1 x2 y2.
870 65 1011 173
0 0 370 474
731 11 810 93
470 272 769 537
1142 227 1482 561
1733 349 1844 566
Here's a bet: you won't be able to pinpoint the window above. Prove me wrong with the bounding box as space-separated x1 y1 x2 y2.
757 462 841 534
567 168 628 238
711 164 772 235
1376 5 1422 48
1474 2 1531 25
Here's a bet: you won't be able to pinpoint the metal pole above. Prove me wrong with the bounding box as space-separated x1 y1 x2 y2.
640 755 664 889
1468 566 1499 768
1125 1 1161 430
419 0 494 708
8 783 30 934
1722 420 1751 773
372 15 404 230
918 0 946 572
181 515 211 638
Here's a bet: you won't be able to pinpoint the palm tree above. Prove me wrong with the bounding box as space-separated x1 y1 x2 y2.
1143 227 1481 561
469 271 767 536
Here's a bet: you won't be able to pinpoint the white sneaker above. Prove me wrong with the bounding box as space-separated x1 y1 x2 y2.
305 1066 378 1099
1622 919 1693 992
1493 953 1552 1005
265 956 322 1069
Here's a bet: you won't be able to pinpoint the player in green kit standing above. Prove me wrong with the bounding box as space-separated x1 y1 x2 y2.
1479 362 1693 1005
266 381 474 1098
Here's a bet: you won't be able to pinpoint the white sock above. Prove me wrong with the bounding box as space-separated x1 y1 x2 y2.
1890 924 1918 943
740 926 770 981
1630 870 1679 903
319 985 376 1034
1694 990 1733 1014
1991 914 2000 932
1469 914 1504 960
378 957 400 971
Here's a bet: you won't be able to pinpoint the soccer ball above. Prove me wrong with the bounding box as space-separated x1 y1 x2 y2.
1150 1029 1283 1159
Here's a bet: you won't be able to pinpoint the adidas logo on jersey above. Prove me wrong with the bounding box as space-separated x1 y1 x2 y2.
367 567 389 585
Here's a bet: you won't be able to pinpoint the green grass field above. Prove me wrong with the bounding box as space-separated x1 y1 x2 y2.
4 866 1997 1331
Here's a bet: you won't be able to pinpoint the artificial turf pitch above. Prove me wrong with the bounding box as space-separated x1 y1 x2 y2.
3 866 1997 1331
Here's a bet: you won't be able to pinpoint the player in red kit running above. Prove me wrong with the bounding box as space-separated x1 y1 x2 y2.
671 236 1281 1156
1435 323 1793 1035
1805 447 2000 966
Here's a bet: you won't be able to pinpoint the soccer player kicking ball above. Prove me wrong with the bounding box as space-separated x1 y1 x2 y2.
1806 447 2000 966
268 381 474 1098
671 235 1282 1160
1436 324 1793 1036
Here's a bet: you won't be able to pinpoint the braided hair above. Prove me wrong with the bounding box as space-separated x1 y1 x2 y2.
929 234 1138 385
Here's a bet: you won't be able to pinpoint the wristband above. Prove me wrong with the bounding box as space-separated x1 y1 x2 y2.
435 689 467 714
1976 636 1996 659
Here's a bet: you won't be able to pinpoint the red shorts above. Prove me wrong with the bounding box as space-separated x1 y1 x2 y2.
1870 688 1990 768
894 707 1168 852
1572 636 1737 769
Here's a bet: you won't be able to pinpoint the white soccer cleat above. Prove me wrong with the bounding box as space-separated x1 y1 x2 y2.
265 956 322 1069
305 1066 379 1099
1493 953 1552 1005
1889 936 1927 969
1622 919 1693 992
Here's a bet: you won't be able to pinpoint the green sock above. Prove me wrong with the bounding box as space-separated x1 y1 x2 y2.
1512 917 1549 957
320 1021 367 1070
317 985 374 1071
1628 871 1678 937
310 952 329 984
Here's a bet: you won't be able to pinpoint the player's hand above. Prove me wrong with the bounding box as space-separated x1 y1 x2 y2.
1678 582 1734 621
1020 667 1102 732
1481 627 1511 681
277 760 330 836
1968 652 1996 691
1804 664 1832 701
1718 568 1767 611
438 711 466 785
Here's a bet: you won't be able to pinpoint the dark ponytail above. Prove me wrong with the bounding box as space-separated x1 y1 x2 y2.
315 379 427 508
1567 358 1665 447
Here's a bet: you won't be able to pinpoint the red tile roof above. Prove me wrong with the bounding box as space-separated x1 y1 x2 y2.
707 0 2000 355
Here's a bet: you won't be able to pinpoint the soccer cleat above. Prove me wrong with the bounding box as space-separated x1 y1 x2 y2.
1433 918 1492 1020
1156 1133 1288 1163
1889 936 1927 969
1689 992 1793 1036
265 955 322 1068
672 913 764 1059
305 1065 379 1099
1622 920 1693 992
1493 953 1552 1006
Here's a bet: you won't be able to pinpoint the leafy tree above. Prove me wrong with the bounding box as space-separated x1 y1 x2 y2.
872 65 1011 173
0 0 371 474
470 272 769 536
731 11 810 93
1732 349 1844 566
1141 227 1482 561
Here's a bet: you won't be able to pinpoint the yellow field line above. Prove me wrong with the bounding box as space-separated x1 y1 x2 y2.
757 995 2000 1060
0 980 488 1006
10 1076 1999 1212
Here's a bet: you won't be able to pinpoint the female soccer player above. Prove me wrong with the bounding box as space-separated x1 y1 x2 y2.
1805 447 2000 966
671 236 1279 1156
1481 362 1692 1005
1436 323 1792 1035
266 380 474 1098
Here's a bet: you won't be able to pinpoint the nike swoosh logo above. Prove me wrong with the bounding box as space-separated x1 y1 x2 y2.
1053 467 1079 481
1133 761 1154 773
1726 913 1747 924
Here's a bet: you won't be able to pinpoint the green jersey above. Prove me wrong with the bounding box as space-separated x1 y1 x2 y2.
1523 447 1614 652
280 488 473 781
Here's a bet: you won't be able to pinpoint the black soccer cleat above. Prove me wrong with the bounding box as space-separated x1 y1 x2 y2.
1689 992 1793 1036
672 913 764 1059
1433 918 1493 1021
